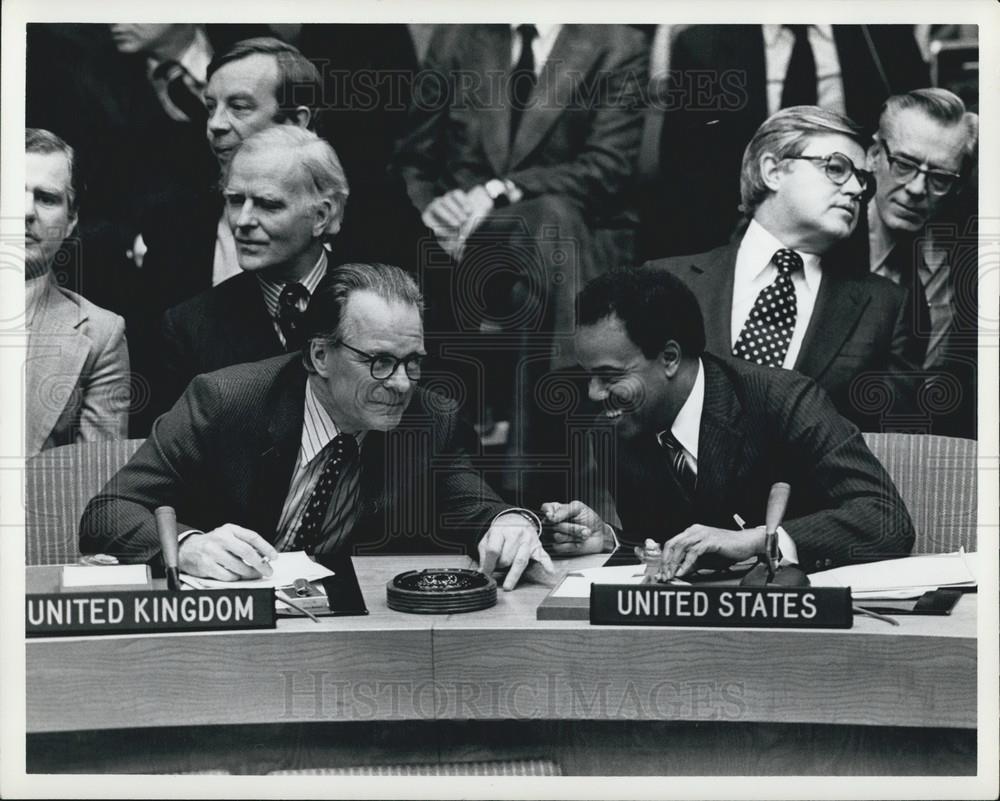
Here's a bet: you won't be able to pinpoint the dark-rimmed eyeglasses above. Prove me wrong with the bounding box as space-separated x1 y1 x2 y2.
338 340 424 381
783 152 876 201
879 139 961 196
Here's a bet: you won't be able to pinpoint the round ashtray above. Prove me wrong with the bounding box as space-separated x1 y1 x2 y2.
387 568 497 614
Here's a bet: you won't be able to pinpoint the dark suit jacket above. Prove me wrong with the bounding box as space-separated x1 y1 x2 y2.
646 24 929 257
646 242 917 431
612 354 914 571
157 271 286 419
80 354 509 562
394 24 649 227
831 213 978 438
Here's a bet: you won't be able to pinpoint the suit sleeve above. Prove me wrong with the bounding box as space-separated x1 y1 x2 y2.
775 378 915 570
391 26 458 214
79 373 222 562
433 406 510 550
77 313 131 442
505 29 649 216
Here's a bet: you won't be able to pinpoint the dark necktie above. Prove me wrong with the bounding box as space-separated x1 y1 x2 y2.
277 282 310 351
905 257 932 368
780 25 818 108
291 434 360 554
732 249 803 368
509 24 539 143
657 432 697 498
152 60 207 127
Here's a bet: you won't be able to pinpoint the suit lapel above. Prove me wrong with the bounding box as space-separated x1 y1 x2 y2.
247 360 307 542
508 26 590 170
477 26 515 177
26 277 89 454
794 267 869 379
693 358 745 510
221 274 284 360
683 244 739 357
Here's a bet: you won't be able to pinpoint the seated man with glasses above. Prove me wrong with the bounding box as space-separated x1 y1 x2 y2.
81 261 556 590
853 89 978 437
645 105 917 431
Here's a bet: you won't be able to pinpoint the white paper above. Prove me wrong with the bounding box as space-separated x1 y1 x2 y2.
61 564 150 587
180 550 334 590
550 564 691 598
809 551 978 598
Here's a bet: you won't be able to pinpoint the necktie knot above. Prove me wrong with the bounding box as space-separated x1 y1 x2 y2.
772 248 803 276
517 24 539 44
279 281 310 309
277 282 310 350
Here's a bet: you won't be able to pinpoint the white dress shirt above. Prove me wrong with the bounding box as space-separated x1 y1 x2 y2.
732 220 824 369
762 24 844 117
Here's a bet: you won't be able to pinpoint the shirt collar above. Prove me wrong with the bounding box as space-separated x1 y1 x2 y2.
762 24 834 46
146 27 212 87
657 358 704 460
301 378 366 467
509 23 561 42
741 219 823 294
257 248 329 319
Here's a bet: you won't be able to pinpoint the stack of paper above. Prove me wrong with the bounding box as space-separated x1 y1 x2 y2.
809 551 979 600
550 564 692 599
180 550 334 590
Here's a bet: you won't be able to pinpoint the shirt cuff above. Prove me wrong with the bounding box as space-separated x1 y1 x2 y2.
491 508 541 534
776 525 799 566
603 524 620 553
177 529 204 547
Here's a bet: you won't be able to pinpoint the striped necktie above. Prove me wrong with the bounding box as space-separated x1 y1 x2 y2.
657 431 697 497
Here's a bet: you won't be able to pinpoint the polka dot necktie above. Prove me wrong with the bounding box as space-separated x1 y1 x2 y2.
291 433 359 554
732 249 803 368
657 431 697 498
277 282 310 351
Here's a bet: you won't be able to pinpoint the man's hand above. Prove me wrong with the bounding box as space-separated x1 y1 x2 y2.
539 501 608 556
423 185 497 261
478 514 555 591
659 525 766 580
422 188 473 230
177 524 279 581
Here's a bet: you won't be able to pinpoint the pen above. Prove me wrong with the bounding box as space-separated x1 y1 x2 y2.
853 604 900 626
276 595 321 623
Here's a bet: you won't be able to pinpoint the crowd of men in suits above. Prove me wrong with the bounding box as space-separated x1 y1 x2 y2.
23 23 979 585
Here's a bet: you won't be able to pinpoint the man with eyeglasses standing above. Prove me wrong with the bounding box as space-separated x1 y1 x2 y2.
646 106 917 431
853 89 978 437
82 259 556 588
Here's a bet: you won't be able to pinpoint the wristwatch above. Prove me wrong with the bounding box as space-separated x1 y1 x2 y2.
484 178 511 208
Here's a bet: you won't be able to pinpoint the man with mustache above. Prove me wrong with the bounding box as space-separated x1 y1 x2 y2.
541 266 914 577
82 260 555 589
24 128 130 456
645 106 918 431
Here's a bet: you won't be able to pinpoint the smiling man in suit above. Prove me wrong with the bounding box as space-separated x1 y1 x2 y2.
646 106 918 431
24 128 130 456
82 262 555 590
157 125 348 416
542 266 914 577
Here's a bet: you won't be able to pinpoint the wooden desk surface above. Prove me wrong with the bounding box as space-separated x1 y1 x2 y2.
26 555 977 733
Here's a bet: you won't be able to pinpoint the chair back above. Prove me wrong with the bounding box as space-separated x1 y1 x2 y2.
26 439 145 565
862 433 977 554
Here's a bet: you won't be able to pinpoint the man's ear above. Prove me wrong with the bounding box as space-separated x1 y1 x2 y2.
313 196 340 238
759 152 785 193
309 339 331 378
66 208 78 239
866 139 880 171
660 340 682 377
291 106 312 129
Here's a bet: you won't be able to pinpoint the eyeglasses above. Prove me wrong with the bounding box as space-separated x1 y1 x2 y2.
879 139 961 196
338 340 424 381
783 152 876 201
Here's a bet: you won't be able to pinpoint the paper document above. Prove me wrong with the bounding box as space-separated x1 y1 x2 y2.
180 550 334 590
61 564 150 588
550 563 690 599
809 551 978 599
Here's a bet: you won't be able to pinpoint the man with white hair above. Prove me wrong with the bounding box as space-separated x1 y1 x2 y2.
157 126 349 413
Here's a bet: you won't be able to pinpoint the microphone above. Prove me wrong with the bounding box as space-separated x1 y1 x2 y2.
155 506 181 592
740 482 809 587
